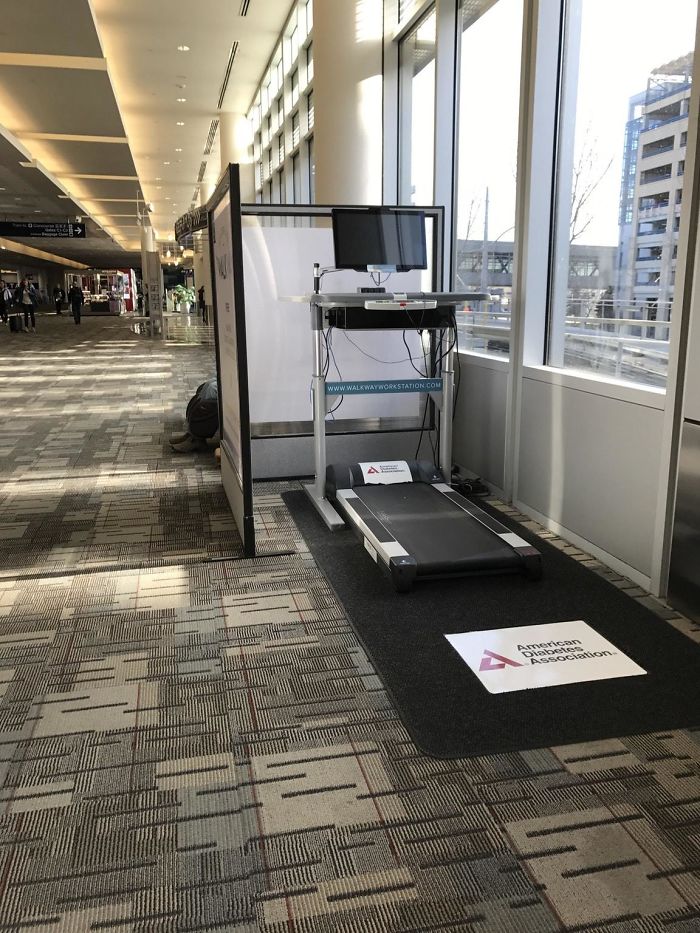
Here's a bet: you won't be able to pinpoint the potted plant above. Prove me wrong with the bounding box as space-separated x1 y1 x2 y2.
172 284 195 312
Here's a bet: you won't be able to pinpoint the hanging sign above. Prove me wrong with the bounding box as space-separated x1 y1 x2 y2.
0 221 86 238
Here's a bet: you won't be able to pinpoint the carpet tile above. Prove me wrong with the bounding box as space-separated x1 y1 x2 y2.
0 315 698 931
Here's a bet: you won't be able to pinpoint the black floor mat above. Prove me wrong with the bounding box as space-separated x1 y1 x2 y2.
283 489 700 758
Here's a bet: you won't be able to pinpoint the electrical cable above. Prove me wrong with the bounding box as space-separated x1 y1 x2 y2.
340 330 425 366
403 330 427 377
325 326 344 416
453 309 461 420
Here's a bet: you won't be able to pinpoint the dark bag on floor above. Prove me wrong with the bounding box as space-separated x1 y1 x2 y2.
185 380 219 439
8 315 22 333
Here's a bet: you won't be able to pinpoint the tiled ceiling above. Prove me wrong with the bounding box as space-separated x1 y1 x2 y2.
0 0 294 267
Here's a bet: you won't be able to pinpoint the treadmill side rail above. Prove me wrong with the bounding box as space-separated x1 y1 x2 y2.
432 483 542 578
336 489 418 590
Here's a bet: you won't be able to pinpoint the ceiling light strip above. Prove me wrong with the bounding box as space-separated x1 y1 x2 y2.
239 0 252 15
20 133 129 144
0 237 90 269
0 53 107 71
217 42 239 111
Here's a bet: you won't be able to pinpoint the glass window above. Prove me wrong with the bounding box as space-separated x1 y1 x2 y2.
292 111 300 149
455 0 523 359
307 90 314 131
291 68 299 106
292 152 302 203
306 41 314 82
398 9 436 205
290 22 299 60
308 135 315 203
276 52 284 90
547 0 696 389
306 0 313 32
278 168 286 205
277 133 285 166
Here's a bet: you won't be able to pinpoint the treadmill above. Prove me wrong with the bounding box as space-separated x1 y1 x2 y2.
325 460 541 592
302 206 542 592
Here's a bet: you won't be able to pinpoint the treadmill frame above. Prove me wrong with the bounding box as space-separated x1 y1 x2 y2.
335 482 541 592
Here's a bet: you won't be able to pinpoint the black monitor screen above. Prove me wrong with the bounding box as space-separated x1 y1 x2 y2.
332 208 427 272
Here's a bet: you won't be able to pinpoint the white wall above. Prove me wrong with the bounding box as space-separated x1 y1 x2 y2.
453 352 665 584
452 354 508 492
515 371 665 583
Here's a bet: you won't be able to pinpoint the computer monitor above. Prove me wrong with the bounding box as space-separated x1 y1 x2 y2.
332 207 427 273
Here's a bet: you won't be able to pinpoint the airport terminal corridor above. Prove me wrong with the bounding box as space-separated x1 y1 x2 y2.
0 316 699 931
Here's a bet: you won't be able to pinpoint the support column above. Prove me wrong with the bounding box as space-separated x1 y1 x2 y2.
140 223 163 335
219 111 254 202
313 0 384 204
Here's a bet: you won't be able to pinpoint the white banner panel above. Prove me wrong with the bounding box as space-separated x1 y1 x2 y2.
446 620 646 694
212 192 242 482
241 222 424 425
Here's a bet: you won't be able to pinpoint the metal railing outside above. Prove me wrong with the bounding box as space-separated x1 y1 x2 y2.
455 297 672 388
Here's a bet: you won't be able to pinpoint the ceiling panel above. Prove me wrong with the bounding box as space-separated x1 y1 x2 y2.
30 139 137 177
0 67 125 136
91 0 292 234
0 0 103 57
0 0 295 260
67 178 142 201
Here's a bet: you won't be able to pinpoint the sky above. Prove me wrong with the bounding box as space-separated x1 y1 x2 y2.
452 0 697 246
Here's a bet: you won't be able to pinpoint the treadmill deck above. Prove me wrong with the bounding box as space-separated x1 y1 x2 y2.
345 483 525 577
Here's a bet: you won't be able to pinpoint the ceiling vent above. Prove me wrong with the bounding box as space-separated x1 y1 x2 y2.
217 42 239 110
239 0 251 15
197 162 207 184
203 119 220 156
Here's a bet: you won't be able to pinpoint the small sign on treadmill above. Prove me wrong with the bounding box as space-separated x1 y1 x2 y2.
359 460 413 485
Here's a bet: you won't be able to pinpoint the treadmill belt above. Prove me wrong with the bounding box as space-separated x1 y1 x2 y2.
353 483 522 576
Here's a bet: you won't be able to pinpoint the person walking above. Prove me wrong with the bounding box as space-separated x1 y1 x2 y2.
198 284 207 325
15 279 37 333
0 280 10 324
52 284 65 315
68 279 84 325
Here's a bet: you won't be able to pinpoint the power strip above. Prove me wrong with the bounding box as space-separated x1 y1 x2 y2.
364 299 437 311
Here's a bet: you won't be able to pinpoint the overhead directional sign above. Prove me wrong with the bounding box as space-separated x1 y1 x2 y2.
0 221 86 238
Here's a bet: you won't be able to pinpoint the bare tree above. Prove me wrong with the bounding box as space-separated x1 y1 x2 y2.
462 195 482 240
570 132 613 244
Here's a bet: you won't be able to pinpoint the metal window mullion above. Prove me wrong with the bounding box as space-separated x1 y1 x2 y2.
434 0 459 288
506 0 565 502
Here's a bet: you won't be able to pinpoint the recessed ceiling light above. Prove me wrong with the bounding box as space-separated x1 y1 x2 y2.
163 161 171 165
176 121 185 126
14 197 21 201
177 45 190 52
177 98 187 103
34 210 40 213
175 148 182 152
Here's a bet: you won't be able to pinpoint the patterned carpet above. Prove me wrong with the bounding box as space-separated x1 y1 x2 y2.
0 314 699 932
